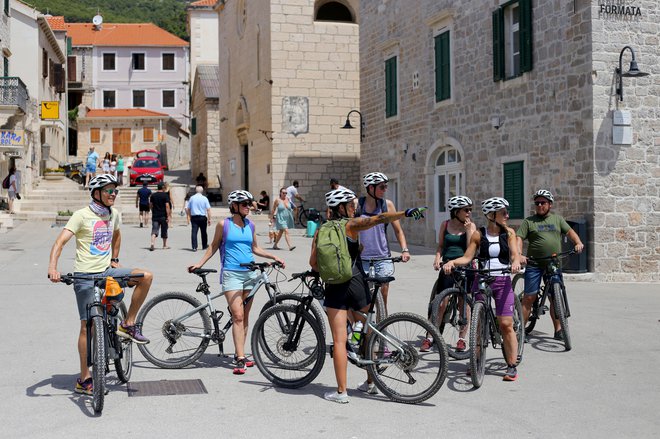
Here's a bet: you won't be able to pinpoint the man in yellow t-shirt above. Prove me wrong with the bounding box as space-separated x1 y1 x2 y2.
48 175 153 396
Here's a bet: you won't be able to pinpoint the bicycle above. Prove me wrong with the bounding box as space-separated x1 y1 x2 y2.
250 272 449 404
136 261 325 369
363 255 405 322
512 250 574 351
58 273 144 414
465 266 524 388
297 201 325 227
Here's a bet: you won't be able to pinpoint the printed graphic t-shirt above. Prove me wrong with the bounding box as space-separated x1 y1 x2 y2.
65 207 121 273
516 213 571 261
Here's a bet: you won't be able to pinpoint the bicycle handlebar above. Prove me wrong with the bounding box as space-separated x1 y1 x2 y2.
240 261 284 271
454 266 512 276
524 250 575 263
56 273 145 285
364 256 404 264
290 270 320 281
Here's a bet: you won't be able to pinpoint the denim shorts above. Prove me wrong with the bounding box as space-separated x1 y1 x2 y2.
360 259 394 279
523 265 544 295
73 267 134 320
222 269 259 292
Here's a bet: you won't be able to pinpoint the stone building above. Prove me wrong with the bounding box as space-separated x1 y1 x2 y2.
358 0 658 281
190 65 221 189
214 0 361 208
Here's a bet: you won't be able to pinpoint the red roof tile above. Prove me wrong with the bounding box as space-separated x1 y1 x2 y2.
46 16 67 31
190 0 217 6
85 109 169 118
66 23 188 47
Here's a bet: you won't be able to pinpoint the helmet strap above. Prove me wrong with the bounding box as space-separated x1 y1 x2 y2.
367 185 381 201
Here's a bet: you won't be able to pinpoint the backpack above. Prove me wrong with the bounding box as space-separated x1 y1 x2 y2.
2 175 9 189
315 218 353 284
356 196 389 234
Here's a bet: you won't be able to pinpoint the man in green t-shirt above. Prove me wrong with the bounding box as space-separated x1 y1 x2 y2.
516 189 584 340
48 175 153 396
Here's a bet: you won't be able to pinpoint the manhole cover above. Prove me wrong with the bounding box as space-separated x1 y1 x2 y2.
127 379 207 397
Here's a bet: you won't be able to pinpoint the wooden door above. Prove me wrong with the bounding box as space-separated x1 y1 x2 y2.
112 128 131 156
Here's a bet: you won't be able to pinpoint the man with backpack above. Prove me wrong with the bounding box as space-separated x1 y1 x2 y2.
310 187 425 403
357 172 411 311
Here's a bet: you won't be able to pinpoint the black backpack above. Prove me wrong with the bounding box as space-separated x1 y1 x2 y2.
2 174 9 189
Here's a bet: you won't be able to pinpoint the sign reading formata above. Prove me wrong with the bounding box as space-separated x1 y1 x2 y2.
598 1 642 17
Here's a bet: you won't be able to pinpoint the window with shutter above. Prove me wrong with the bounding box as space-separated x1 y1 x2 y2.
90 128 101 144
434 31 451 102
503 161 524 219
492 0 532 81
132 53 146 71
143 127 154 142
103 90 116 108
133 90 145 108
162 53 175 71
385 56 398 118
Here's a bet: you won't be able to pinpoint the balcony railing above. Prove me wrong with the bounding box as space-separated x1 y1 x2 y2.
0 77 29 114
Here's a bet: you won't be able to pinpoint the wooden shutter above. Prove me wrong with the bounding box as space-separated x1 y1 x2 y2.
67 56 77 81
90 128 100 143
435 31 451 102
503 161 524 219
53 64 65 93
492 9 504 81
385 56 397 118
519 0 533 73
143 127 154 142
112 128 132 156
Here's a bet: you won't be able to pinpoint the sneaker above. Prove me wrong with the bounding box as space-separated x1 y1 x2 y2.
117 322 150 344
503 365 518 382
75 377 93 396
456 338 467 352
139 222 143 228
554 330 564 341
420 338 433 352
357 380 378 395
324 390 349 404
233 358 247 375
233 356 255 368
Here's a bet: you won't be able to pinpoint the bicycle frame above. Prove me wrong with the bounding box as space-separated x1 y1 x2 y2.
533 257 571 320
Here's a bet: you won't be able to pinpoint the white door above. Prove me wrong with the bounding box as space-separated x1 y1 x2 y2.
433 148 464 238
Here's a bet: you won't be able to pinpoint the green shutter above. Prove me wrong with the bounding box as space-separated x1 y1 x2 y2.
519 0 533 73
191 117 197 135
492 9 504 81
385 56 398 118
66 37 72 56
503 161 524 219
435 32 450 102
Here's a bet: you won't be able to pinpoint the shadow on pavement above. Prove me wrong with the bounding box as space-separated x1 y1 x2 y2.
25 373 100 417
525 332 568 353
165 169 192 186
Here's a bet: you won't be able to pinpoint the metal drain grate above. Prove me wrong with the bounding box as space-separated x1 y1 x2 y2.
127 379 208 397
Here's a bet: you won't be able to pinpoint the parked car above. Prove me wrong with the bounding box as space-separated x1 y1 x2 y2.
135 148 160 160
129 158 165 186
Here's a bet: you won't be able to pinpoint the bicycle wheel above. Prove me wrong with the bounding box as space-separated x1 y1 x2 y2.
91 316 106 414
366 312 448 404
513 273 538 334
430 288 471 360
251 304 326 388
259 293 326 337
552 283 572 351
298 209 309 227
468 302 487 388
374 289 387 323
136 292 212 368
114 302 133 383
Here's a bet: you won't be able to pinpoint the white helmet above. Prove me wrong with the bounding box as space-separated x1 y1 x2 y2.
325 188 356 207
362 172 388 187
533 189 554 203
227 190 254 204
448 196 473 210
88 174 118 193
481 197 509 215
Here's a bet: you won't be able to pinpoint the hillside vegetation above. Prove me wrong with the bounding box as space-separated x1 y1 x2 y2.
26 0 189 39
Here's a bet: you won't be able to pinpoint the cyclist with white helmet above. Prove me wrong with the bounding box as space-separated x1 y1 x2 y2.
188 189 285 375
421 195 476 352
310 188 426 403
516 190 584 340
443 197 521 381
48 174 153 396
357 172 410 312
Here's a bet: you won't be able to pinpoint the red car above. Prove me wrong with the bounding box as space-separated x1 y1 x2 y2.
129 158 165 186
135 148 166 170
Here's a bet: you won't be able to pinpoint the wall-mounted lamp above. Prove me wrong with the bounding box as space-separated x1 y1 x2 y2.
220 117 228 122
341 109 365 140
490 116 502 130
616 46 649 102
259 129 274 141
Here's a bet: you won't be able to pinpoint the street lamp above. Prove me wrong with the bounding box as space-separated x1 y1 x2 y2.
341 109 365 140
615 46 649 102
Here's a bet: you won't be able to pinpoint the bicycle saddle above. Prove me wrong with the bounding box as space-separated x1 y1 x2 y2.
365 275 395 284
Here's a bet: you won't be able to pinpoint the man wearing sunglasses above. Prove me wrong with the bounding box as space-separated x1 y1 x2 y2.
48 174 153 395
516 189 584 340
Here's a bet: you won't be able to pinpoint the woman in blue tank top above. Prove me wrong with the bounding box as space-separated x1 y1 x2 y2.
188 190 285 375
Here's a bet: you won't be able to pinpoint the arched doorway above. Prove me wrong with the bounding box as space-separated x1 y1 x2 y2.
430 141 466 236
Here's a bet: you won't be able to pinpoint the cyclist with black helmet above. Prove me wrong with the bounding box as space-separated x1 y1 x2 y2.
443 197 521 381
188 190 285 375
357 172 411 312
310 188 426 403
516 189 584 340
48 174 153 396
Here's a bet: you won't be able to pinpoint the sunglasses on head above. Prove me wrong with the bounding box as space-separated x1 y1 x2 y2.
534 201 548 206
103 188 119 195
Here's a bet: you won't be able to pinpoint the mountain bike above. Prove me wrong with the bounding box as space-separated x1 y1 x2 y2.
466 267 524 388
363 255 405 323
58 273 144 414
513 250 574 351
136 262 325 368
297 201 325 227
251 272 449 404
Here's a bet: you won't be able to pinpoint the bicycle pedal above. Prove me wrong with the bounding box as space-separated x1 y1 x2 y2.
539 306 549 315
329 344 334 358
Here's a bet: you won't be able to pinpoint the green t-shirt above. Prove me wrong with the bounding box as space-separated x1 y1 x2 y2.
65 206 121 273
516 213 571 261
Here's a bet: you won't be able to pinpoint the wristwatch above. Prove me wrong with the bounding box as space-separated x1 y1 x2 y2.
111 258 119 263
401 248 409 253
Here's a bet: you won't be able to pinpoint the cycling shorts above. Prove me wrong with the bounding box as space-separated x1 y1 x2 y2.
73 267 133 320
474 275 514 317
323 273 371 311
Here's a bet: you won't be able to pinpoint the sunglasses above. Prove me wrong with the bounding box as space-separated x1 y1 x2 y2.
462 208 472 213
498 209 509 216
534 201 548 206
238 201 251 207
377 184 388 190
103 188 119 195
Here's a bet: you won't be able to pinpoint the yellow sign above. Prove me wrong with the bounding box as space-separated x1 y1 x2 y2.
41 101 60 120
0 130 25 146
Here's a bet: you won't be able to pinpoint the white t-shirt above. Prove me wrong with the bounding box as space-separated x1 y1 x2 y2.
286 185 299 207
8 174 17 194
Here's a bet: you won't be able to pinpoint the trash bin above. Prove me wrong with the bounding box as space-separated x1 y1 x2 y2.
562 219 588 273
306 218 319 238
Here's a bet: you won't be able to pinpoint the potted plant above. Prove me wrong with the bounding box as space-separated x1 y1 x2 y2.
56 209 73 225
44 168 66 180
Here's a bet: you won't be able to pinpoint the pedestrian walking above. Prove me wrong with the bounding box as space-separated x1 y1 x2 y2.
149 182 171 251
186 185 212 251
136 182 152 228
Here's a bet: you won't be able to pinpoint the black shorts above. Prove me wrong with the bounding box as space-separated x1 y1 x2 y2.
323 272 371 311
151 217 168 238
139 204 150 213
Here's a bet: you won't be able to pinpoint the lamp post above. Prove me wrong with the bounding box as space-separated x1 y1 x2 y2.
341 109 365 140
616 46 649 102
